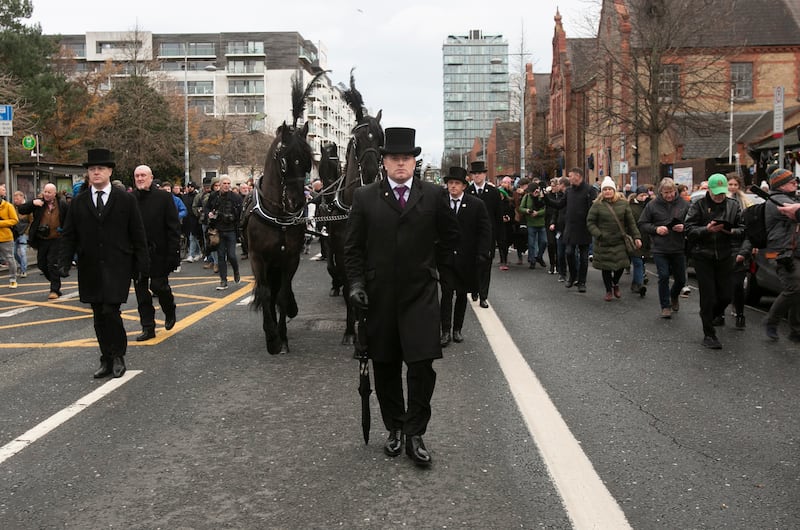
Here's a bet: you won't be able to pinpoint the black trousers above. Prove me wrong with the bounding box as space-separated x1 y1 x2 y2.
373 359 436 437
37 238 62 295
693 255 734 338
440 273 468 332
91 303 126 361
477 242 495 301
134 275 175 330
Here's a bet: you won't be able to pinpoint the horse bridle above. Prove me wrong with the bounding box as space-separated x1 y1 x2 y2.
334 122 382 212
251 139 308 226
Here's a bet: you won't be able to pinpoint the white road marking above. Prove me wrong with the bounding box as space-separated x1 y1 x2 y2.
0 370 142 465
0 307 37 317
61 291 80 300
237 295 253 306
470 301 631 530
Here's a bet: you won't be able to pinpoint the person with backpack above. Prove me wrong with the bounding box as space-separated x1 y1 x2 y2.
684 173 743 349
762 168 800 342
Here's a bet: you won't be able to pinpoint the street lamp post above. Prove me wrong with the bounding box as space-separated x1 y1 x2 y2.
183 54 190 186
183 49 216 187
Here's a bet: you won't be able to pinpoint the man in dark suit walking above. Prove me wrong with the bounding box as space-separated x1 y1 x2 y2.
466 160 502 308
344 127 459 466
438 166 491 346
132 165 181 341
59 149 150 378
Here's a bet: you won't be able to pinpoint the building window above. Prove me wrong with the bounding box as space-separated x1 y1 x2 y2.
731 62 752 100
227 41 264 54
228 80 264 95
96 41 139 54
658 64 680 102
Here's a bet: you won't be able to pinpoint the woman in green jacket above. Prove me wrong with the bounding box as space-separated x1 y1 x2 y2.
586 177 642 301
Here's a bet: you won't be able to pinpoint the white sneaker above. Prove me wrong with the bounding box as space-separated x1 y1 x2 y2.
215 282 228 290
182 256 194 263
174 265 181 273
310 253 324 261
19 271 27 278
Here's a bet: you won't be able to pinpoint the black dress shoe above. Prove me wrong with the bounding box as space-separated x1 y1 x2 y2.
577 283 587 293
440 331 451 347
384 429 403 457
93 361 112 379
164 310 176 331
136 328 156 342
479 299 489 308
565 279 575 288
452 330 464 343
471 293 478 302
112 357 126 378
406 435 431 466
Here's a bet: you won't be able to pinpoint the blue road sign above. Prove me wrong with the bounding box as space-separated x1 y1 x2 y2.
0 105 12 121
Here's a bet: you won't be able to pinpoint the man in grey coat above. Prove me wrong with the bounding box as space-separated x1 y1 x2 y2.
344 127 459 466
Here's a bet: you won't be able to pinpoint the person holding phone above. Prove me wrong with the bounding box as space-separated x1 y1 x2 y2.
684 173 743 349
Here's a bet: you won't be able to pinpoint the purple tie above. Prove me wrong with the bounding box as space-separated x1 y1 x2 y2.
395 185 407 208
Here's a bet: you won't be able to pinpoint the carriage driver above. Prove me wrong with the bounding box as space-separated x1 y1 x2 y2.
344 127 460 466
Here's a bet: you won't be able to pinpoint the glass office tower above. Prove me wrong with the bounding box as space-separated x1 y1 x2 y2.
443 30 509 164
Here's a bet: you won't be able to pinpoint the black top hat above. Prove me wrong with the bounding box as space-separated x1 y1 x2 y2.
187 181 198 188
444 166 468 184
380 127 422 157
469 160 488 173
83 148 116 168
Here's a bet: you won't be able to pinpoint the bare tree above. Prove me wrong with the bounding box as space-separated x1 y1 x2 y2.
585 0 736 178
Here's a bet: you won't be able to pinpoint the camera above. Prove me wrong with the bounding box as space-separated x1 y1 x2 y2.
37 224 50 237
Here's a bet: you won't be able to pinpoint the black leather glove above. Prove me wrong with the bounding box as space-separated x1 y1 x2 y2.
57 264 70 278
349 282 369 311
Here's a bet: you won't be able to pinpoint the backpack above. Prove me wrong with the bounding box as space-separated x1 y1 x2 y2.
743 202 767 248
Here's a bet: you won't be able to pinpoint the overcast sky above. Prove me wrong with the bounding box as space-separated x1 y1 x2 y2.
26 0 599 166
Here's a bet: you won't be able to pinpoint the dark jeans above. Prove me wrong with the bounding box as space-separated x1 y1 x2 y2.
527 226 547 264
373 359 436 436
134 275 175 330
91 303 126 361
37 238 62 295
556 235 567 275
693 255 734 338
765 257 800 334
565 243 590 284
217 229 239 282
653 253 687 309
731 266 746 317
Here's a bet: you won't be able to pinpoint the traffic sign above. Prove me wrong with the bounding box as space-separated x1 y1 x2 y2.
0 104 11 137
773 86 784 138
22 135 36 150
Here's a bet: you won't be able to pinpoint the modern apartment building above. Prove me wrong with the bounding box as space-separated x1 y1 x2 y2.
54 31 355 169
442 30 510 165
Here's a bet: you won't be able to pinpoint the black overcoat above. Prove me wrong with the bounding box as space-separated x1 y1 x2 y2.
438 194 491 293
467 183 503 247
59 186 150 305
546 180 597 245
133 185 181 278
344 178 460 363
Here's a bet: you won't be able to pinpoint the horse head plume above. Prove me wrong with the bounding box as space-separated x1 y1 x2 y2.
291 70 329 129
343 68 366 124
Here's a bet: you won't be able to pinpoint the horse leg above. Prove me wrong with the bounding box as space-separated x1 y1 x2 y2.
278 308 290 354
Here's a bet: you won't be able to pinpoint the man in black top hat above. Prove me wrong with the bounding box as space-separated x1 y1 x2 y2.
59 148 149 378
344 127 459 467
438 166 491 346
466 160 502 307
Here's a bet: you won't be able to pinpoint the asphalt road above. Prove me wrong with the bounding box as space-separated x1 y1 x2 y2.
0 246 797 529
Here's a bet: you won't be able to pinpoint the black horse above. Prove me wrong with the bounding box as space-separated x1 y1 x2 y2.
317 142 344 295
247 71 324 354
327 72 383 344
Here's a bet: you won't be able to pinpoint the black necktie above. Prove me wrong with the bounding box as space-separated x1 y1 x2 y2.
96 190 105 215
452 198 459 213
